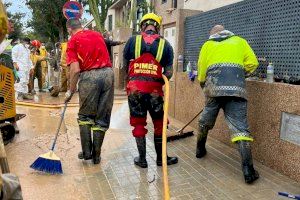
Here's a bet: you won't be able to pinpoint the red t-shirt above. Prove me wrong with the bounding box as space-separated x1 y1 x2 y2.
66 30 112 71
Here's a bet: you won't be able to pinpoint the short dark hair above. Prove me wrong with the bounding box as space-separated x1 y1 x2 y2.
22 37 31 44
66 19 82 30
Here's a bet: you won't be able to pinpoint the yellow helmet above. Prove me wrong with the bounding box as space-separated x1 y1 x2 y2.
140 13 162 29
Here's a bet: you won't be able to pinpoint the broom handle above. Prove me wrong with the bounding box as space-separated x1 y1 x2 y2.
51 103 68 151
178 109 203 132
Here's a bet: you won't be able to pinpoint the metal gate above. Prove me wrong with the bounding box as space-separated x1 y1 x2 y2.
184 0 300 82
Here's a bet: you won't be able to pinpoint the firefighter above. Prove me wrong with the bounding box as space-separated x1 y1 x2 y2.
123 13 178 168
196 25 259 183
60 42 69 92
64 19 114 165
29 40 45 94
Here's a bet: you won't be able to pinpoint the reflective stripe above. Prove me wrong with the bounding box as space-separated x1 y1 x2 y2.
78 120 94 126
135 35 142 59
156 39 165 62
231 136 254 143
91 127 106 132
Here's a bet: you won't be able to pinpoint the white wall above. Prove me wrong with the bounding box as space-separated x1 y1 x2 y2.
184 0 243 11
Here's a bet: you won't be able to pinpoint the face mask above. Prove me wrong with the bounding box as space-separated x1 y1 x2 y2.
109 36 113 40
41 46 45 49
25 44 30 48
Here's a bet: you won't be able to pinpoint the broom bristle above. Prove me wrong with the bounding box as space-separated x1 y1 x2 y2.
167 131 194 142
30 151 63 174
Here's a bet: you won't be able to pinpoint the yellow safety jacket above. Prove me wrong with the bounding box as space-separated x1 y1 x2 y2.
197 35 259 99
197 36 259 83
30 53 45 68
39 47 48 68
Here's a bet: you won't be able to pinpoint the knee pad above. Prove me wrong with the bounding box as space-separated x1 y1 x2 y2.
153 119 163 136
130 117 147 137
132 125 148 137
130 116 147 127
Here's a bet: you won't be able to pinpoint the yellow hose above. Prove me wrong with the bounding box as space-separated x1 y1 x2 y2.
162 75 170 200
16 101 79 108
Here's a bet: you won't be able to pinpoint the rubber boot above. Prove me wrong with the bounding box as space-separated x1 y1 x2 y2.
92 130 105 164
238 141 259 184
23 93 34 100
196 126 208 158
154 135 178 166
134 137 148 168
12 121 19 134
78 125 92 160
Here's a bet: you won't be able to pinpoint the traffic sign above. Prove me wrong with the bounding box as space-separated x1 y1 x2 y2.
63 1 83 20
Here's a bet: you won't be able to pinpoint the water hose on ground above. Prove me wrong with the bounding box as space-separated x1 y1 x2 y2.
16 101 79 108
162 75 170 200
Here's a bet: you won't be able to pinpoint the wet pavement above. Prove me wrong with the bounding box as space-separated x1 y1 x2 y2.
6 92 300 200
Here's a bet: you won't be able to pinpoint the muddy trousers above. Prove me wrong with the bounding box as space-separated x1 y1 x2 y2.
77 67 114 164
128 92 178 167
29 65 42 92
60 67 69 92
197 96 258 183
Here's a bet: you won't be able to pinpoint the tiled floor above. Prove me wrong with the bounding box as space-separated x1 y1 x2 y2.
6 94 300 199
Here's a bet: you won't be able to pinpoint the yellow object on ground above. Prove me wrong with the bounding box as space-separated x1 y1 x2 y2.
197 36 259 83
162 75 170 200
16 101 78 108
0 0 8 43
0 64 16 121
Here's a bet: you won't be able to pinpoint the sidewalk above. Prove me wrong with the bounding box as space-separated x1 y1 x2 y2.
8 98 300 200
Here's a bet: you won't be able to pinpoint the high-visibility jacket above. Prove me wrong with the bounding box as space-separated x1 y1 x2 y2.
197 35 259 99
127 34 166 96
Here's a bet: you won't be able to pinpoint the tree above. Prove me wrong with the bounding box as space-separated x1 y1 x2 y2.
26 0 68 43
80 0 113 31
4 3 25 41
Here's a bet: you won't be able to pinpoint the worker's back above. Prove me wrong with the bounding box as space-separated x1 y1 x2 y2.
67 30 111 72
198 32 258 99
201 36 246 67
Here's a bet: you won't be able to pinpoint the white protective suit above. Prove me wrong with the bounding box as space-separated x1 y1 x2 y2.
11 43 33 94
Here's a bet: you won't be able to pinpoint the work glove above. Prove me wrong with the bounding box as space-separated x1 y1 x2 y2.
64 90 74 103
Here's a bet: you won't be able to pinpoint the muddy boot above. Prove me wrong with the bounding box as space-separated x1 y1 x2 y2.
154 136 178 166
238 141 259 184
196 125 208 158
23 93 34 100
78 125 92 160
92 130 105 164
134 137 148 168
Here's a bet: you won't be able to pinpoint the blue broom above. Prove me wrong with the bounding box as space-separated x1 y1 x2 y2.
30 102 68 174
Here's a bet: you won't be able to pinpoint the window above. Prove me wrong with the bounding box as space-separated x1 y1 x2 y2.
162 0 167 4
108 15 113 31
172 0 177 8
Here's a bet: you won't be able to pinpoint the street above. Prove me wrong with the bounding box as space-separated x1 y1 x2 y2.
4 92 300 200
